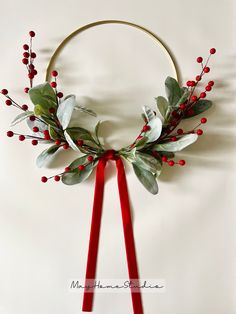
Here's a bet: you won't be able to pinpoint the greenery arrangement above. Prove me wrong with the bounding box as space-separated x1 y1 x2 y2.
1 31 216 194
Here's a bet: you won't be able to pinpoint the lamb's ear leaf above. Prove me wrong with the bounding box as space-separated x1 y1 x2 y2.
165 76 182 107
134 152 162 175
183 100 212 118
156 96 169 119
36 144 60 168
144 117 162 143
29 83 57 109
62 160 98 185
132 163 159 195
64 130 80 151
153 134 198 152
11 111 34 126
57 95 76 129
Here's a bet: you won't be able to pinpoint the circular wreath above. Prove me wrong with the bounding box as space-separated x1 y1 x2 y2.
1 28 216 194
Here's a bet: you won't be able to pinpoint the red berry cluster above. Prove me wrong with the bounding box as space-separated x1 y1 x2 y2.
160 154 186 167
41 155 95 183
22 31 38 91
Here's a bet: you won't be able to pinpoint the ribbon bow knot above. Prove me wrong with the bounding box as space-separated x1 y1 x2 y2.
82 150 144 314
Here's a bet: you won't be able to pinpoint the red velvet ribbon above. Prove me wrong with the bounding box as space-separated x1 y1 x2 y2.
82 150 144 314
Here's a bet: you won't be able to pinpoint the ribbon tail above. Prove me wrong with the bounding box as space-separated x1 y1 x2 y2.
82 158 106 312
116 158 144 314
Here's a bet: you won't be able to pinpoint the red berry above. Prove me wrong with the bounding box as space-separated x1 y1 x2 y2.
5 99 12 106
191 95 198 102
205 85 212 92
29 31 35 37
190 81 195 87
208 80 214 86
204 67 210 73
172 110 179 118
142 125 151 132
31 52 36 58
201 117 207 124
22 58 28 65
210 48 216 54
179 103 186 110
87 155 94 162
177 128 184 135
22 104 28 111
178 159 186 166
196 57 203 63
168 160 175 167
64 166 71 172
63 143 69 150
32 139 38 146
50 82 57 88
186 81 192 87
162 155 168 162
51 70 58 77
23 52 29 58
23 44 29 50
171 136 177 142
48 107 56 114
55 139 61 145
1 89 8 95
28 73 34 79
43 130 50 140
7 131 14 137
24 87 29 93
196 129 203 135
78 165 85 171
33 126 39 132
196 75 201 81
41 176 48 183
200 92 206 98
19 135 25 141
29 64 35 69
29 115 36 121
57 92 63 98
77 139 84 146
54 175 60 182
33 69 37 75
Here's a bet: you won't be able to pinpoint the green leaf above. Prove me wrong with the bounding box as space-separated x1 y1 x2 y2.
36 144 60 168
144 117 162 143
142 105 156 122
11 111 34 126
29 83 57 110
66 127 95 142
68 155 88 169
134 152 162 175
119 148 136 163
175 89 190 107
57 95 76 129
183 100 213 118
132 163 158 195
165 76 182 107
49 125 59 140
156 96 169 119
62 159 98 185
64 130 80 151
153 134 198 152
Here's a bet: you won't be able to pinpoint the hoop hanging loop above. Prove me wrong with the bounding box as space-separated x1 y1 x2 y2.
45 19 180 83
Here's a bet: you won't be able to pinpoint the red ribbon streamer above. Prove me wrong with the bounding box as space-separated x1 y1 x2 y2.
82 150 144 314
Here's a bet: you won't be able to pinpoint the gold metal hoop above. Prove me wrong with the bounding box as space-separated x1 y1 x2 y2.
46 19 180 83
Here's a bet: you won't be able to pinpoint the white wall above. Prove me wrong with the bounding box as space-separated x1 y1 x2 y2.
0 0 235 313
